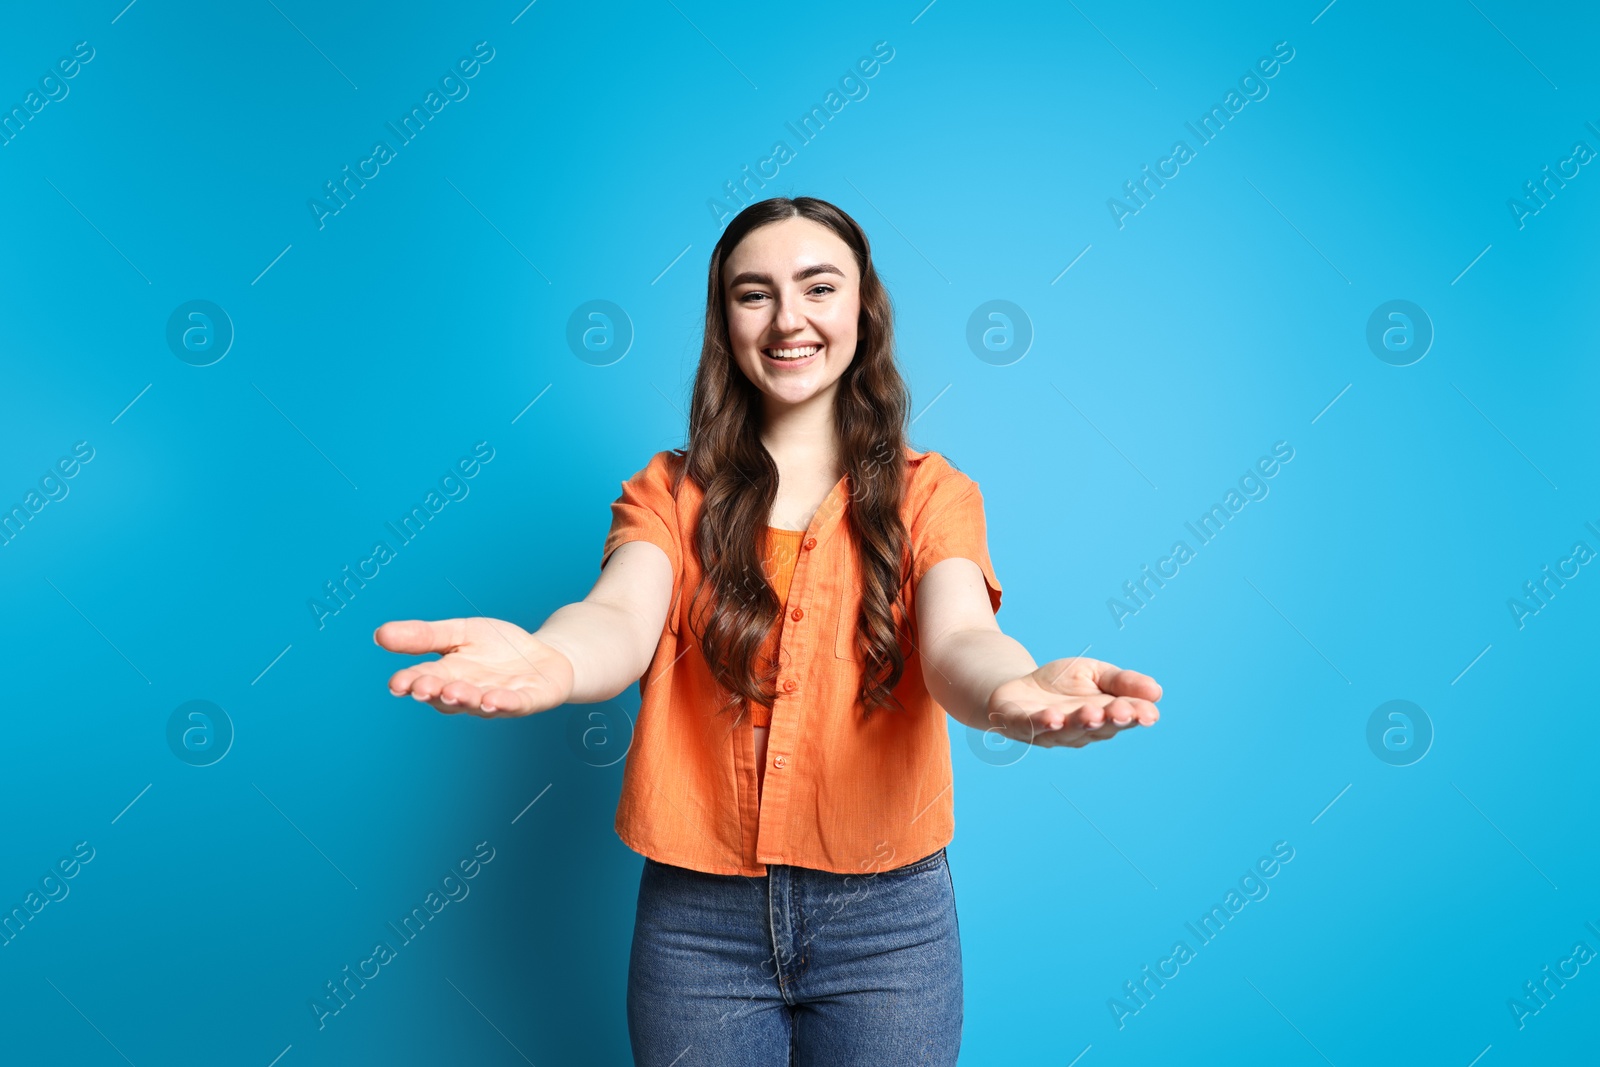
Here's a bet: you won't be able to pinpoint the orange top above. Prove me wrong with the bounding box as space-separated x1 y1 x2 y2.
599 445 1003 876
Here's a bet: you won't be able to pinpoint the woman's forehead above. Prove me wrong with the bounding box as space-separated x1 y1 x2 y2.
726 218 854 276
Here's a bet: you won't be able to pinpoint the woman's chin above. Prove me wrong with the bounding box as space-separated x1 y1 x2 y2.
760 380 834 408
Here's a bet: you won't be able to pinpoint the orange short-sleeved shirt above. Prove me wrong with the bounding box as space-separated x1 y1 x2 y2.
599 445 1003 876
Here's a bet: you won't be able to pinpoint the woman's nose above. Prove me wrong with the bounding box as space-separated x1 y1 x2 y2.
775 300 805 332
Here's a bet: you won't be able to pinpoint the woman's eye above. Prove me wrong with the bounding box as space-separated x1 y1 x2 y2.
737 285 832 303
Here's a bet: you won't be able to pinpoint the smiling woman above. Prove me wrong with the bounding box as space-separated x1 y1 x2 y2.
374 194 1164 1066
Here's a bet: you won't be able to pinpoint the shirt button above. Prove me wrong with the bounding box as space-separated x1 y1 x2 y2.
803 537 817 550
773 755 787 769
782 679 797 693
791 607 803 621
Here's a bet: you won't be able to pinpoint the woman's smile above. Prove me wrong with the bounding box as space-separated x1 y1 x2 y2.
762 342 823 366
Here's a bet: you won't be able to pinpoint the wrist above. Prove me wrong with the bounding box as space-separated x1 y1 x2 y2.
528 628 580 703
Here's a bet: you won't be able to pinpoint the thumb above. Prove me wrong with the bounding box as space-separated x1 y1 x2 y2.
374 619 473 655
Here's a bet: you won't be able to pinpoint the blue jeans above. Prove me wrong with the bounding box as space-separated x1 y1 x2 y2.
627 846 964 1065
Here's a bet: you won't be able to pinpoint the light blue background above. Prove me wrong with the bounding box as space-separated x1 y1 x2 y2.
2 1 1596 1063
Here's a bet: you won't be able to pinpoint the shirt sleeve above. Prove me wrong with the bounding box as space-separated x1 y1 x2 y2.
600 451 683 592
910 459 1003 615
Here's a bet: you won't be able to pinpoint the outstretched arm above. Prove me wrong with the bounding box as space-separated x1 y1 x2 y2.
916 557 1162 748
376 539 673 717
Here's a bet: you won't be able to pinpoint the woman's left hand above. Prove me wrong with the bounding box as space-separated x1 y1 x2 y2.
980 656 1163 749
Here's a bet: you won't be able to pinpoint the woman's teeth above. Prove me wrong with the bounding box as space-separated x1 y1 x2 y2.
765 345 819 361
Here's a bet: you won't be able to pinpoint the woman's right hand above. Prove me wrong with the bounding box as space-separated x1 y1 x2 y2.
375 617 575 718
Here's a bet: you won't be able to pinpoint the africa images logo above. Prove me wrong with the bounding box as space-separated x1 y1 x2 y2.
309 42 496 230
1106 41 1296 229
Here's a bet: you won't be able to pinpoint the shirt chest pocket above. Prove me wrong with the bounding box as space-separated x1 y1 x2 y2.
834 540 863 661
835 594 861 661
833 545 911 662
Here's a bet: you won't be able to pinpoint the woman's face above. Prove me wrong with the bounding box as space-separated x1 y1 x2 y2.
723 216 860 414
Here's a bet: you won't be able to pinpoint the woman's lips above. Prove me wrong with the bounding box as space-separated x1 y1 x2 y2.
762 343 821 367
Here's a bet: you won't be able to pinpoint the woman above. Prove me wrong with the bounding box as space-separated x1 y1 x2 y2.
375 196 1163 1064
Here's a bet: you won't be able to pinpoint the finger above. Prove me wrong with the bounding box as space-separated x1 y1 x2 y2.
388 664 447 697
1029 709 1101 746
1081 718 1121 741
1019 701 1092 735
434 683 534 717
409 673 450 701
438 680 486 710
374 619 474 656
1104 696 1141 726
1075 700 1112 730
1062 716 1126 742
1104 697 1161 726
1012 711 1058 738
1007 695 1089 736
1052 704 1114 741
480 686 539 716
1076 697 1156 729
454 687 539 719
1094 663 1163 702
1099 699 1154 735
1028 710 1105 745
387 669 417 697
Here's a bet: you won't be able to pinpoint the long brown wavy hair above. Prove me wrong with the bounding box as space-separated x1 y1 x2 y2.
674 196 914 725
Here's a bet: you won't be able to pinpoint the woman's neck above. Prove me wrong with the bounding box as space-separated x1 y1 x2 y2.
760 392 838 474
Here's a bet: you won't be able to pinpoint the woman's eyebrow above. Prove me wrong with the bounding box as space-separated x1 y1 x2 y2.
727 263 846 288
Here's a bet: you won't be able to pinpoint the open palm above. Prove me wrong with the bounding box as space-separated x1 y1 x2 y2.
375 617 574 718
983 655 1163 749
